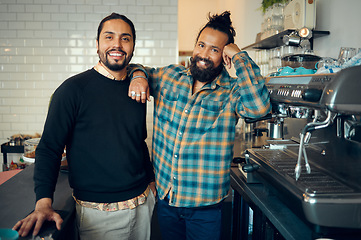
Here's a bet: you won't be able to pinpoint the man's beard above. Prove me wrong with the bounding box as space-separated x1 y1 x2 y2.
190 56 224 83
99 49 133 71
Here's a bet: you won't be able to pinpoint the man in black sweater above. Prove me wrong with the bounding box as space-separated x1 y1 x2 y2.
13 13 155 240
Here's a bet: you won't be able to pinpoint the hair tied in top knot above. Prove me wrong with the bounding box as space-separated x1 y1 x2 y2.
200 11 236 44
208 11 232 27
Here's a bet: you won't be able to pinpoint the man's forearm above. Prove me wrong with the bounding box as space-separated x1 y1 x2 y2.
128 64 148 80
233 52 271 118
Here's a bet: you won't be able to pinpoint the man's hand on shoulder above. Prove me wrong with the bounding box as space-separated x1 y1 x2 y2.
129 71 150 103
222 43 242 69
12 198 63 237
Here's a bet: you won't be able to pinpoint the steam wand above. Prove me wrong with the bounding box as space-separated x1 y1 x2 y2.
295 111 333 181
302 110 322 174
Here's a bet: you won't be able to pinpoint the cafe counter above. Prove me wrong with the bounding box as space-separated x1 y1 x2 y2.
0 164 76 239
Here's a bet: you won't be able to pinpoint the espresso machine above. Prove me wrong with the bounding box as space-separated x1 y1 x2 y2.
244 65 361 236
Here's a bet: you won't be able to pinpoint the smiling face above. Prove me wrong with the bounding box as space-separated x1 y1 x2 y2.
190 27 228 83
96 19 134 76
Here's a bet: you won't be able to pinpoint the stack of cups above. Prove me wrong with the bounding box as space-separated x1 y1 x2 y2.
255 49 270 76
255 46 303 76
270 3 285 34
260 3 285 40
269 47 283 73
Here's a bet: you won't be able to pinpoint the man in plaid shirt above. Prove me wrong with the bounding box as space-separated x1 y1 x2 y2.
130 11 271 240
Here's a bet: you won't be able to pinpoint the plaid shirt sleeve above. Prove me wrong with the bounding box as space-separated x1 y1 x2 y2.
145 52 270 208
232 51 271 119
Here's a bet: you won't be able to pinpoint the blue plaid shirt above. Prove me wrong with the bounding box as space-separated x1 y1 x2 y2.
146 51 270 207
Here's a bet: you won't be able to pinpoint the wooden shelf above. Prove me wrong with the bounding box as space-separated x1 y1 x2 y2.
179 51 192 56
242 29 330 51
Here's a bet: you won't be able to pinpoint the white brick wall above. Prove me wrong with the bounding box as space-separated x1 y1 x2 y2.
0 0 178 167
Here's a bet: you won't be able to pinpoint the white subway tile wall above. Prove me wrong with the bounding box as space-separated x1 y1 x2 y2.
0 0 178 167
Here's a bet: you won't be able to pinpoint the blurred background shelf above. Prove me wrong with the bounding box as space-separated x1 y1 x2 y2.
1 142 24 171
242 29 330 50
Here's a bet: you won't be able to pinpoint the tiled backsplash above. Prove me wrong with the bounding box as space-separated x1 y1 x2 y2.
0 0 178 165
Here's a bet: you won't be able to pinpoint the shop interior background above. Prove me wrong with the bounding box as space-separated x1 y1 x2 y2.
1 0 361 168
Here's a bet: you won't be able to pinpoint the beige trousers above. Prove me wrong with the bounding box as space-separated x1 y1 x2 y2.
76 191 156 240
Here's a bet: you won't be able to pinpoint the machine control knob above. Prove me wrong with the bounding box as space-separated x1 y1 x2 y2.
233 157 246 164
242 163 260 173
302 89 323 102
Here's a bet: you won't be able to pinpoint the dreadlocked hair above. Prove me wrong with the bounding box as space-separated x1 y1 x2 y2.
196 11 236 44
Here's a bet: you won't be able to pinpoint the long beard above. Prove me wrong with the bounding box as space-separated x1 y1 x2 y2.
190 56 224 83
99 49 133 71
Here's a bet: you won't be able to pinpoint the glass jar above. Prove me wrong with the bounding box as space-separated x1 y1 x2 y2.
24 138 40 160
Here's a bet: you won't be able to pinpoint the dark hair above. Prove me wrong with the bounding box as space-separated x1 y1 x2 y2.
196 11 236 45
97 13 136 43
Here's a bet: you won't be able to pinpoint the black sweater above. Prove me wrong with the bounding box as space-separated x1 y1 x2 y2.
34 69 154 203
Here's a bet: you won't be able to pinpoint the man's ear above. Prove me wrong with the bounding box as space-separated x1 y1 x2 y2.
222 52 232 69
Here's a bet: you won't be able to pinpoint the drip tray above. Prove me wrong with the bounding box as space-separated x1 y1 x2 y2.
248 148 361 230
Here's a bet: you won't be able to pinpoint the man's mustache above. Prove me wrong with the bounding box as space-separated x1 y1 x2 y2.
106 48 127 56
191 56 214 67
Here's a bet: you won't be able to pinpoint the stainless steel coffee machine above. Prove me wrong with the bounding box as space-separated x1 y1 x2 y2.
246 65 361 235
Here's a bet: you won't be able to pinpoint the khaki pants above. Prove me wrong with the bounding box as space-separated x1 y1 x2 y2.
76 192 156 240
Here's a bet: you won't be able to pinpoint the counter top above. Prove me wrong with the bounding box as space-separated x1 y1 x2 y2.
0 164 75 239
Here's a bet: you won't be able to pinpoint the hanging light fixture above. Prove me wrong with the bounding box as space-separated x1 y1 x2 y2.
298 27 312 39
